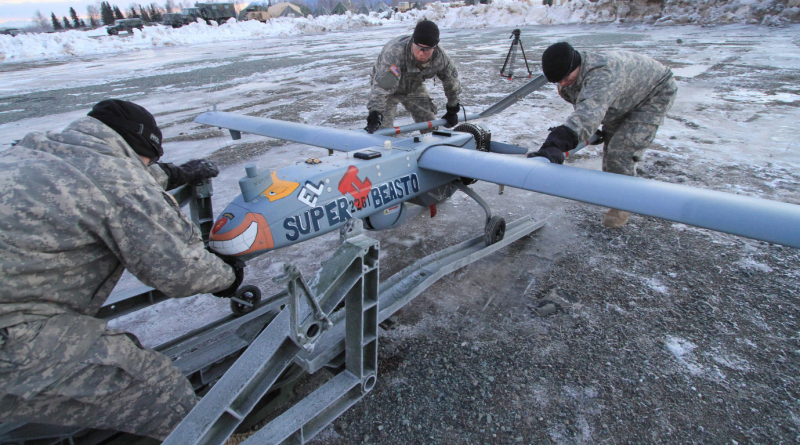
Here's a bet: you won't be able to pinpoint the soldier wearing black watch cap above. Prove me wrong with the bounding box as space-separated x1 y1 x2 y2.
530 42 678 228
0 99 242 439
365 20 463 134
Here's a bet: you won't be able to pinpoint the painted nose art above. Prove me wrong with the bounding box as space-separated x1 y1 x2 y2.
209 213 274 256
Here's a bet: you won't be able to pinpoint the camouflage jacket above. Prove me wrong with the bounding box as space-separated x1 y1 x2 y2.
367 35 462 114
0 117 235 329
559 51 674 140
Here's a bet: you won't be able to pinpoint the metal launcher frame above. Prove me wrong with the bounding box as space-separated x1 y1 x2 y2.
0 179 545 445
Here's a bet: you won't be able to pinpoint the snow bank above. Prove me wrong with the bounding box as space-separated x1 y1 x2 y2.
2 0 798 63
655 0 800 26
400 0 619 28
0 13 384 63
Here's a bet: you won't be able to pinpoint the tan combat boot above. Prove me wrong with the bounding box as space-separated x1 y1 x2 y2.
603 209 630 228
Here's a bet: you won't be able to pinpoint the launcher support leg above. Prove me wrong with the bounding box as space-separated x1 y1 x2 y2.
164 233 379 445
454 182 492 225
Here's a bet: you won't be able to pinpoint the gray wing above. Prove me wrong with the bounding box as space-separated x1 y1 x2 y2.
195 111 389 152
418 146 800 248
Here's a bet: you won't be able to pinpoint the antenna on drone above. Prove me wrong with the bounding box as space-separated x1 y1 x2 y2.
500 29 533 80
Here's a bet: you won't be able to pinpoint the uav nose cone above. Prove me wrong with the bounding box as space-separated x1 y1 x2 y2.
209 209 274 256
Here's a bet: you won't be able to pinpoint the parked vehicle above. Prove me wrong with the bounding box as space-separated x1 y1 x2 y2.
106 18 144 35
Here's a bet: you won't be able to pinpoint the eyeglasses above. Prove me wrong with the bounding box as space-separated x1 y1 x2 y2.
413 42 436 53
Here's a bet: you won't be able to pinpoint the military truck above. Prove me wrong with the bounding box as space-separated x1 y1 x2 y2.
0 28 20 36
106 18 144 35
188 2 237 24
162 12 185 27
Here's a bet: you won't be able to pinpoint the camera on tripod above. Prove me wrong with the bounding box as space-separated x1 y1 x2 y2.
500 29 532 80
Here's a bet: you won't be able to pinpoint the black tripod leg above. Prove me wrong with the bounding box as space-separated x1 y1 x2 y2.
507 41 518 79
518 41 533 77
500 42 515 76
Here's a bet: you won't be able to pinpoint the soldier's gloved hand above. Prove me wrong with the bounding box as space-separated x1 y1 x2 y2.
542 125 580 153
364 111 382 134
441 103 460 128
589 128 605 145
211 254 245 298
158 159 219 190
527 146 565 164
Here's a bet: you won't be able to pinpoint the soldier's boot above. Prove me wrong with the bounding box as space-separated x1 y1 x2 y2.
603 209 630 228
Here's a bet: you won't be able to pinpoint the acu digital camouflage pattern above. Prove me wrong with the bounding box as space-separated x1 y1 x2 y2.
558 50 677 176
367 35 462 128
0 116 235 438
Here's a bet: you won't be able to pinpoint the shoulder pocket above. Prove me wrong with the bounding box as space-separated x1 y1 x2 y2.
377 70 400 90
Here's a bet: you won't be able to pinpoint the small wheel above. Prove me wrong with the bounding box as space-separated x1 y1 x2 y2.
230 284 262 316
484 216 506 246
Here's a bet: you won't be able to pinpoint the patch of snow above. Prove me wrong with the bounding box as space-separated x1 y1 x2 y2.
672 64 712 78
735 258 774 273
642 277 669 295
665 335 705 375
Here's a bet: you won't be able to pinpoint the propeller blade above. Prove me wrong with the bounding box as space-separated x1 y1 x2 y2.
195 111 389 152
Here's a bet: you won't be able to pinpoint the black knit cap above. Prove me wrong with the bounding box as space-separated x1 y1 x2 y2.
542 42 581 83
88 99 163 161
413 20 439 47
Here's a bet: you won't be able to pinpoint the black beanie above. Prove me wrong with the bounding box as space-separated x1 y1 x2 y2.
542 42 581 83
413 20 439 47
88 99 163 161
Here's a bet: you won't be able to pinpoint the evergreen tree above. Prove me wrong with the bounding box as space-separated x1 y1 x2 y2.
114 5 125 19
165 0 175 13
129 6 139 18
81 19 87 27
150 3 163 21
100 2 112 25
139 4 151 21
51 12 63 30
63 17 72 29
70 7 81 28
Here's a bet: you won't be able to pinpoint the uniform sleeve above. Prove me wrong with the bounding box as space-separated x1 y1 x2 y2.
367 48 403 115
148 163 170 190
436 50 462 107
564 67 621 141
108 183 235 298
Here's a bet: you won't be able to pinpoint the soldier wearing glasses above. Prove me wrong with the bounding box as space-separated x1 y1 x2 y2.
529 42 678 228
364 20 462 134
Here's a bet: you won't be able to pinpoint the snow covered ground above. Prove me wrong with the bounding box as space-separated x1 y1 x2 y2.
2 15 800 444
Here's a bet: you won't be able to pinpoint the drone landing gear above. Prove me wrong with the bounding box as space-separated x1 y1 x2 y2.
453 183 506 246
485 216 506 246
500 29 533 80
230 285 263 316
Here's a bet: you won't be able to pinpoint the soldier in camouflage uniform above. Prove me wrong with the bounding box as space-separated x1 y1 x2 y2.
529 42 678 228
365 20 462 133
0 100 243 439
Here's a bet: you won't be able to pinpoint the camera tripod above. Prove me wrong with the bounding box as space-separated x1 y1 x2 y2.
500 29 532 80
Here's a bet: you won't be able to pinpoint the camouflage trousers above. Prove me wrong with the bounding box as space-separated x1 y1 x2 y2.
380 91 437 133
0 316 197 440
602 77 678 176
